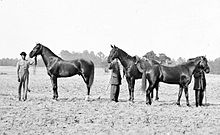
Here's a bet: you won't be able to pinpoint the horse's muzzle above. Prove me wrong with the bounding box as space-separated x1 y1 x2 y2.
29 51 34 58
205 67 210 73
107 58 112 63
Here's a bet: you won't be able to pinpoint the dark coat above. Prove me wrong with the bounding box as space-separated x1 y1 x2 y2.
109 60 122 85
193 68 206 91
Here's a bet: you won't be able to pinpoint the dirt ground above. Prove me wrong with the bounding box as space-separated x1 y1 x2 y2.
0 66 220 135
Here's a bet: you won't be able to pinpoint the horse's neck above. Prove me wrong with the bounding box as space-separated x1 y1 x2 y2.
185 60 199 75
117 49 134 69
41 47 60 67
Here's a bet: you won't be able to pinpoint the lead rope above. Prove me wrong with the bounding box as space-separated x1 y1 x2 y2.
33 56 37 75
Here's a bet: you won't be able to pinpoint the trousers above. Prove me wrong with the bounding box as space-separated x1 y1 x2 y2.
195 90 204 107
110 85 120 102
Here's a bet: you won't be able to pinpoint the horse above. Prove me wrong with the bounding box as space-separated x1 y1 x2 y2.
107 45 160 102
29 43 95 101
141 56 210 106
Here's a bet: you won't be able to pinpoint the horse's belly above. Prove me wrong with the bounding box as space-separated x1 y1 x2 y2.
162 76 180 84
59 71 77 77
58 64 79 77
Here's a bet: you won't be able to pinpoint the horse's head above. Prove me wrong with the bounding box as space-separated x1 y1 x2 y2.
198 56 210 73
29 43 43 58
189 56 210 74
107 45 120 63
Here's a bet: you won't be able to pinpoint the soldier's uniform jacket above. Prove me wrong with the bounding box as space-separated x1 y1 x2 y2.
193 68 206 91
109 60 122 85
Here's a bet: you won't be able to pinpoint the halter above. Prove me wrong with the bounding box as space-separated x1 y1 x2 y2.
36 44 43 55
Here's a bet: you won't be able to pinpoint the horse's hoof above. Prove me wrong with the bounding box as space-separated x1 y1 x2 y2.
129 100 134 103
97 96 101 100
187 104 191 107
155 98 159 101
146 102 151 105
85 96 90 101
176 102 180 106
53 97 58 101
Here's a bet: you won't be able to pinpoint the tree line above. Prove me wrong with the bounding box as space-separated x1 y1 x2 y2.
0 50 219 74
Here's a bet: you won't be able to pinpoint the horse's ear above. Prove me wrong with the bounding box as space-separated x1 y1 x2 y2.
114 45 118 49
111 44 114 48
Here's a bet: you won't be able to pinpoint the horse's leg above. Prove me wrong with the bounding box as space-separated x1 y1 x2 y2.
146 73 158 104
130 78 135 102
50 76 58 100
81 74 91 101
146 86 152 105
184 86 190 106
155 83 159 101
151 88 154 99
85 86 90 101
84 76 91 101
146 79 154 105
81 66 94 101
126 77 132 101
176 86 183 106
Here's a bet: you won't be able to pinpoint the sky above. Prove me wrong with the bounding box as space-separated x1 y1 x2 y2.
0 0 220 60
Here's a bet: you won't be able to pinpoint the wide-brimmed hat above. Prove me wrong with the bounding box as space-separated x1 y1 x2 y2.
20 52 27 56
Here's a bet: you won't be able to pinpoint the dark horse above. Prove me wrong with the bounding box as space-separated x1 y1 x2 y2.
141 56 210 106
29 43 95 101
107 45 160 102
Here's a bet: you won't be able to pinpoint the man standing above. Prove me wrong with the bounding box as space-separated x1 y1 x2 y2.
193 68 206 107
109 59 122 102
17 52 34 101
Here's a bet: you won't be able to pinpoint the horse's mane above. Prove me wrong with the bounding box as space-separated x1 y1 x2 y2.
39 44 63 60
184 56 204 67
34 43 63 67
117 47 134 61
187 56 204 61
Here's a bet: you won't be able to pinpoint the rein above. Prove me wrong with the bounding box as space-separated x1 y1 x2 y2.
34 56 37 66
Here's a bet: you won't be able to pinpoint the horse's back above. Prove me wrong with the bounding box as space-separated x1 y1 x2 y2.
68 58 93 67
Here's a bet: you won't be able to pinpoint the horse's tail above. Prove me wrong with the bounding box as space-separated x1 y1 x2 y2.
88 61 95 88
141 71 147 92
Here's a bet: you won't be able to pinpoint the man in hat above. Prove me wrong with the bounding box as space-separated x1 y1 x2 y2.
16 51 34 101
108 58 122 102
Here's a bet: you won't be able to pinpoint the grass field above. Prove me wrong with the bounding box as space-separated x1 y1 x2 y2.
0 66 220 134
